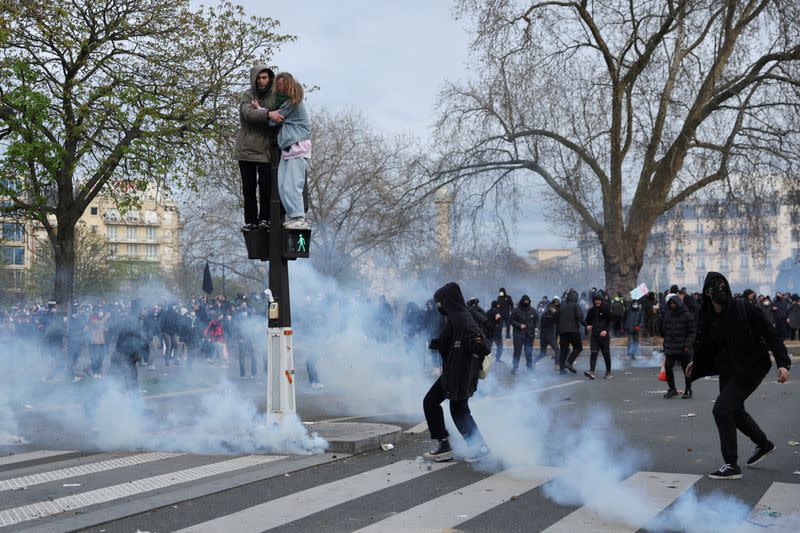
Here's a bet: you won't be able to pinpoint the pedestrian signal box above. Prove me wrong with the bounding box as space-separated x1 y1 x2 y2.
284 228 311 259
242 228 311 261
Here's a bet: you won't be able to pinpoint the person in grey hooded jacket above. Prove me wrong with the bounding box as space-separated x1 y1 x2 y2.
233 65 277 230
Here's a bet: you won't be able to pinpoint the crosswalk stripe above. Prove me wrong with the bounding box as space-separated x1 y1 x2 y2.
0 454 284 528
0 452 182 491
0 451 75 466
541 471 702 532
354 465 560 532
737 482 800 532
174 459 455 533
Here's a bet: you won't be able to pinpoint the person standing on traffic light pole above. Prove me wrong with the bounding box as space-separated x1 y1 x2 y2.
269 72 312 230
661 294 696 399
234 65 276 231
688 272 791 480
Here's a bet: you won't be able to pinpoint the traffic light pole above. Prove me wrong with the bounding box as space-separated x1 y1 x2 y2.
265 150 296 415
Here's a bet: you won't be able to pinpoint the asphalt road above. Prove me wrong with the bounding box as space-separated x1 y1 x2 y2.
2 350 799 532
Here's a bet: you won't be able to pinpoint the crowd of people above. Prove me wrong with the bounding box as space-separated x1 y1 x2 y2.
0 292 274 388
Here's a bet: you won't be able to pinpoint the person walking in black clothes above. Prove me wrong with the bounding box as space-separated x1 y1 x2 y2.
497 288 514 339
687 272 791 480
584 294 613 379
487 300 504 363
510 295 538 374
661 294 696 398
559 290 585 374
110 301 149 392
539 298 559 369
423 282 491 462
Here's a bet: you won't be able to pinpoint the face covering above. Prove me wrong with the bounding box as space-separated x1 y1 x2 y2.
710 286 729 305
521 300 530 307
499 291 505 296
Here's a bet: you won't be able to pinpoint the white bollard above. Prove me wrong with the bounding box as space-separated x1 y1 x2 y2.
266 326 296 414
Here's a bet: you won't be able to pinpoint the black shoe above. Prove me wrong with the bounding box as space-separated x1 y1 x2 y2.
746 442 775 467
258 220 270 230
423 439 453 462
565 364 577 374
682 389 692 399
603 372 613 379
241 223 258 231
663 389 678 399
559 369 567 375
584 370 595 380
708 463 742 479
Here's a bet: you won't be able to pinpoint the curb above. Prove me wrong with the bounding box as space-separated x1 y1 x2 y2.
309 422 405 454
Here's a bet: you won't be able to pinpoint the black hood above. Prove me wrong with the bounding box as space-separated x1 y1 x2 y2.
434 282 468 316
566 290 578 303
701 271 733 313
666 293 687 313
519 294 531 307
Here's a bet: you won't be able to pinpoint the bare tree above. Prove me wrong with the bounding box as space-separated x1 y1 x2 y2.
437 0 800 293
307 109 430 280
0 0 292 304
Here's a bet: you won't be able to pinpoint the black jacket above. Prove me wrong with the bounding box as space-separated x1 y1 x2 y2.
510 295 538 337
692 272 791 386
557 291 585 334
431 283 490 401
661 295 696 357
539 303 559 339
497 293 514 318
585 304 612 337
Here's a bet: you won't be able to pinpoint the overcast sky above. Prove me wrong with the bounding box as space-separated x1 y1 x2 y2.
236 0 570 254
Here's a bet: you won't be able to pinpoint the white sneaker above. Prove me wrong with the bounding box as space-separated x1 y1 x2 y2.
311 382 325 389
283 218 310 230
72 375 83 383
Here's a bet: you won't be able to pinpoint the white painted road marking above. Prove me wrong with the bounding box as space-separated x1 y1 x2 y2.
0 452 182 491
737 482 800 532
541 471 701 532
355 465 560 532
0 454 284 528
175 459 455 533
0 451 75 466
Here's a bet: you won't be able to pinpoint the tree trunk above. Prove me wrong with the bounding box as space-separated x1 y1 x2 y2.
601 238 644 297
52 221 76 306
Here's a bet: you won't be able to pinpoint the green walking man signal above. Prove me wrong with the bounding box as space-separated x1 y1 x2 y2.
297 234 307 252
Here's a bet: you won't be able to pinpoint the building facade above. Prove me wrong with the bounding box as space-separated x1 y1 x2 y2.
1 187 181 298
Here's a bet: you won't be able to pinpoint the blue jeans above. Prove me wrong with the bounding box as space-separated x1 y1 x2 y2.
278 156 308 218
627 334 640 357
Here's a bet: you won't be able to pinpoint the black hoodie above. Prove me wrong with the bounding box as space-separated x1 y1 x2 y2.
692 272 790 385
557 290 585 334
432 282 490 400
510 295 538 336
661 294 696 357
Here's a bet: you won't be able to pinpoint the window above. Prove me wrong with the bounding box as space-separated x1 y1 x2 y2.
146 227 156 241
766 255 772 268
109 244 118 257
2 223 23 242
107 226 118 240
127 244 137 257
740 255 749 269
676 258 685 272
1 246 24 265
127 227 137 241
696 222 704 234
146 244 158 258
697 257 706 270
90 225 97 233
720 258 729 271
90 207 98 215
696 240 704 252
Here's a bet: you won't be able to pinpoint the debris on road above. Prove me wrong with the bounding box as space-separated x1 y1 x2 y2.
687 448 693 453
788 441 799 446
624 400 632 403
63 483 81 487
381 443 394 451
680 413 696 418
23 404 33 409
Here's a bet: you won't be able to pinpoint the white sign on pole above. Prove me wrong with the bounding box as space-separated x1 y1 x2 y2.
629 283 649 300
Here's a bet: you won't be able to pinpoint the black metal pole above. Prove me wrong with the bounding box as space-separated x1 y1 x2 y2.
268 148 291 328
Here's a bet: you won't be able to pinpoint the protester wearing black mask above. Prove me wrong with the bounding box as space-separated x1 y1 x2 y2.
424 282 491 462
688 272 790 480
510 295 538 374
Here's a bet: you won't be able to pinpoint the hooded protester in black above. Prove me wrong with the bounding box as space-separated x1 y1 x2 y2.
423 282 491 462
661 294 696 398
510 295 538 373
689 272 791 479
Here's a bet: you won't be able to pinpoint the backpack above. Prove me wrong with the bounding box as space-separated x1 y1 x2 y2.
610 299 625 320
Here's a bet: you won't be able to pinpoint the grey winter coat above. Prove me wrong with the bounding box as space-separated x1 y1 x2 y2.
233 65 277 162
